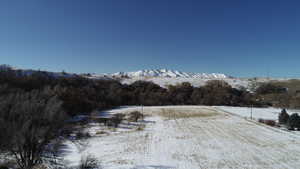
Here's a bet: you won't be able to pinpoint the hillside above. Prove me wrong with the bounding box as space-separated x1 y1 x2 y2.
1 64 297 90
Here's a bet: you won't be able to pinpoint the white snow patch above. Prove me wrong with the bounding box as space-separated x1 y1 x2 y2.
61 106 300 169
215 106 300 121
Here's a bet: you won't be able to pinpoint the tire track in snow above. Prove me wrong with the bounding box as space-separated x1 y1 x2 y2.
178 116 241 169
172 114 214 169
214 107 300 168
173 108 300 169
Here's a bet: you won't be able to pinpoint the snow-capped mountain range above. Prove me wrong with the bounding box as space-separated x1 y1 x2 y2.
0 64 283 89
112 69 228 79
1 65 229 79
0 65 228 79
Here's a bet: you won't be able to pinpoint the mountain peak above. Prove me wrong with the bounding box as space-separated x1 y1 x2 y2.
112 69 228 79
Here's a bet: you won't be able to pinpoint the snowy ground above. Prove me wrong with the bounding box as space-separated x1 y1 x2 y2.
215 106 300 121
62 106 300 169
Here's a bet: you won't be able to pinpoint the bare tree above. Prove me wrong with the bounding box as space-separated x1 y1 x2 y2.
0 88 67 169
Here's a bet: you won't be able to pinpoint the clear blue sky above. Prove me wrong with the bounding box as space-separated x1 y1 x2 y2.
1 0 300 77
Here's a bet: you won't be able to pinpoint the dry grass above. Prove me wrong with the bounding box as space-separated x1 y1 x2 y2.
95 131 108 135
157 108 220 120
32 164 49 169
108 127 117 132
136 124 146 131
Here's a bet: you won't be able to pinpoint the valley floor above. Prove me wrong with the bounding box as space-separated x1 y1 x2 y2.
62 106 300 169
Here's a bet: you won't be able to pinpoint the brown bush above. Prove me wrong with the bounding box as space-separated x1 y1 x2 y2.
110 113 125 127
128 111 144 122
76 131 91 140
258 119 276 126
264 120 276 126
0 67 260 115
258 118 264 123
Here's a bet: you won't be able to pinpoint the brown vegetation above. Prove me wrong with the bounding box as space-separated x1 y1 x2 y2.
258 119 276 127
128 111 144 122
158 108 220 119
0 88 67 169
0 69 260 119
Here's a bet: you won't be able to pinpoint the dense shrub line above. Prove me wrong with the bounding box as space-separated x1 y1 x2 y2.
0 69 260 117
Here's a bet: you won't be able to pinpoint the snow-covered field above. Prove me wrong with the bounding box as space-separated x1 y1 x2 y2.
62 106 300 169
215 106 300 121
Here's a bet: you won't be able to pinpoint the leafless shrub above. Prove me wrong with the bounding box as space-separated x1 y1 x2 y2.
79 155 101 169
76 131 91 140
108 114 124 128
258 118 276 127
0 88 67 169
113 113 125 120
128 111 144 122
265 120 276 126
92 117 109 126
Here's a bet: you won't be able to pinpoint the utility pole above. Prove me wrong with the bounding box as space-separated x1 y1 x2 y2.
141 104 143 114
250 104 253 120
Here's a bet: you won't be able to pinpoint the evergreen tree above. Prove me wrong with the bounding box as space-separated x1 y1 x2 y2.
288 113 300 130
278 108 289 124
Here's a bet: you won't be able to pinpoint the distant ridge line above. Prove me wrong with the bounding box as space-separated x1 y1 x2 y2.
112 69 229 79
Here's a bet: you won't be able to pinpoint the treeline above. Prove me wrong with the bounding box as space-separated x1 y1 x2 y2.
0 69 261 116
278 109 300 130
254 80 300 109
